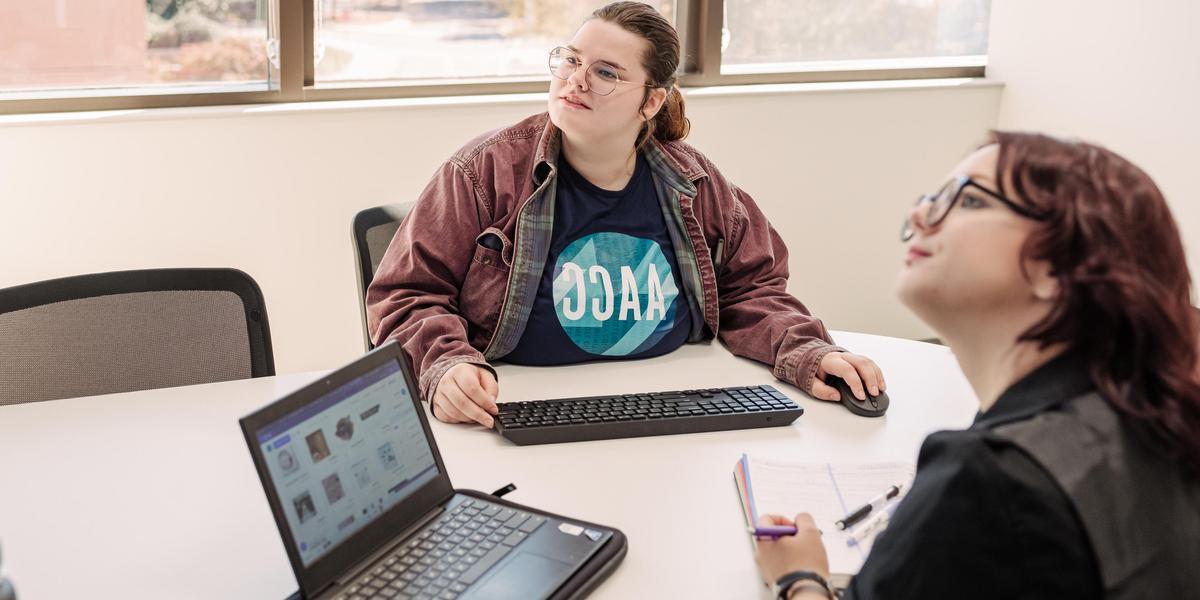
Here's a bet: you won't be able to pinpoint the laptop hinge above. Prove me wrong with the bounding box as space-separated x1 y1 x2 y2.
330 503 447 590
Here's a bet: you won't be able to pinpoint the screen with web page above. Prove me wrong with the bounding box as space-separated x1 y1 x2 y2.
254 360 438 566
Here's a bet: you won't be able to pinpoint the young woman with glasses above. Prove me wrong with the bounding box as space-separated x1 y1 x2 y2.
754 133 1200 599
366 1 885 427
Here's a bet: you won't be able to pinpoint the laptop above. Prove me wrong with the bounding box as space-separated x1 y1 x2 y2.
240 342 627 600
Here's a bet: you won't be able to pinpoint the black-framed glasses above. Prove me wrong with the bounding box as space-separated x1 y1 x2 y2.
548 46 656 96
900 175 1048 241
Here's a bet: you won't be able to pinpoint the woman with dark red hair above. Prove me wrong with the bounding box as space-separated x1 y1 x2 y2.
754 133 1200 599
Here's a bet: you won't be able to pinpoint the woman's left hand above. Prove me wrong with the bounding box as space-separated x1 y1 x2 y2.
754 513 830 586
812 351 886 402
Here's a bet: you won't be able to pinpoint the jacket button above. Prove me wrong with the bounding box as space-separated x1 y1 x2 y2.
482 256 492 265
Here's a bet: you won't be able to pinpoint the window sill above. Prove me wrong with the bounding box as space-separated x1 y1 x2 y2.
0 77 1001 129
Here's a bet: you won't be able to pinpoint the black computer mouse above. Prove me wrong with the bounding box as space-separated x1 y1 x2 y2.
825 376 889 417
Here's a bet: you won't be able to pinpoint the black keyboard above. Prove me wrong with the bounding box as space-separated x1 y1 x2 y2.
337 497 548 600
494 385 803 445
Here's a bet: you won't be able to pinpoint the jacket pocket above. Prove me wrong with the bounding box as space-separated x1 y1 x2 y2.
475 227 513 267
461 231 512 336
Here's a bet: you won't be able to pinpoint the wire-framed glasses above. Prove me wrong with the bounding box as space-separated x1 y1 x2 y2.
548 46 656 96
900 175 1048 241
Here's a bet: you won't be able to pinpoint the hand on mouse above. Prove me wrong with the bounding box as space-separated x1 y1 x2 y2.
811 351 886 401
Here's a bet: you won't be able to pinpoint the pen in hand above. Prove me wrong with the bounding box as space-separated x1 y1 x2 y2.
835 484 902 530
746 525 798 540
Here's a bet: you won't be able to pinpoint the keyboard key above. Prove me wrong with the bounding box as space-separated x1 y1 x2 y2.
518 515 545 533
501 530 528 546
503 512 529 528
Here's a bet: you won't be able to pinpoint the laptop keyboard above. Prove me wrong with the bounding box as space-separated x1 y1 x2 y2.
494 385 804 445
335 498 547 600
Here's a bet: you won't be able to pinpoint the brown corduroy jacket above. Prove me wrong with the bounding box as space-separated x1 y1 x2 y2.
367 112 843 403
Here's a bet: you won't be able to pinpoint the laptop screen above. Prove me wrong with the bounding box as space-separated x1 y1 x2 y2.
252 359 439 566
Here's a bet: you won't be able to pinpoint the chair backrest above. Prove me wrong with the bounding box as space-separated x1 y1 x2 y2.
0 539 13 600
0 268 274 405
352 202 415 351
0 575 12 600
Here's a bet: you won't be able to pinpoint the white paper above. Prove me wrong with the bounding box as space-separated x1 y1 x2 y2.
744 456 915 575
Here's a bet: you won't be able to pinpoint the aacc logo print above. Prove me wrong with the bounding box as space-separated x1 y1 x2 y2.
552 232 679 355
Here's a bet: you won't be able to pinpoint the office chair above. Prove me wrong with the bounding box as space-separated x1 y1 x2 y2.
0 268 274 405
0 540 14 600
352 202 415 351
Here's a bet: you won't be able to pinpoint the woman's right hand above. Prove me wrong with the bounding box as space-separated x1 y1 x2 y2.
754 513 831 590
432 363 500 428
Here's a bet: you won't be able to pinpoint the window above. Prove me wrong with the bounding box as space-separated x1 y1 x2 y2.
314 0 673 84
0 0 988 115
722 0 989 74
0 0 272 98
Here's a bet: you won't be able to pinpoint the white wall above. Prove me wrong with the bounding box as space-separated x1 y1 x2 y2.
988 0 1200 281
0 82 1001 374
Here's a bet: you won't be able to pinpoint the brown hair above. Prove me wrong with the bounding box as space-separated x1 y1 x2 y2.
590 1 690 146
992 131 1200 474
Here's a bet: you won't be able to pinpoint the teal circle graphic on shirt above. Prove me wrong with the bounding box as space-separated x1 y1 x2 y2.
552 232 680 356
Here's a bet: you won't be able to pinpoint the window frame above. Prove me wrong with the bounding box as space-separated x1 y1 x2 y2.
0 0 987 115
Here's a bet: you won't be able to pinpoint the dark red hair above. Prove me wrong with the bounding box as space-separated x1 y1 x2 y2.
991 131 1200 474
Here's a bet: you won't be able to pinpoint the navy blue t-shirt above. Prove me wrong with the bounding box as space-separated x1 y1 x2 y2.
503 154 692 366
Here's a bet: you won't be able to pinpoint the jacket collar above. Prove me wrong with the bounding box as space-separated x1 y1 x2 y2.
972 349 1095 430
531 114 706 195
643 138 702 197
532 115 560 186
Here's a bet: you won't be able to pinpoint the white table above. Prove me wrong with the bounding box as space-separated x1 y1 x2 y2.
0 332 976 600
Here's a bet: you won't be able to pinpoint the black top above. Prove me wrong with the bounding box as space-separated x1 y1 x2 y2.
504 154 692 365
845 352 1102 599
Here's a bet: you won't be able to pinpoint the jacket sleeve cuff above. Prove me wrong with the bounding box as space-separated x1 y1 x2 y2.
418 353 498 410
773 340 847 395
